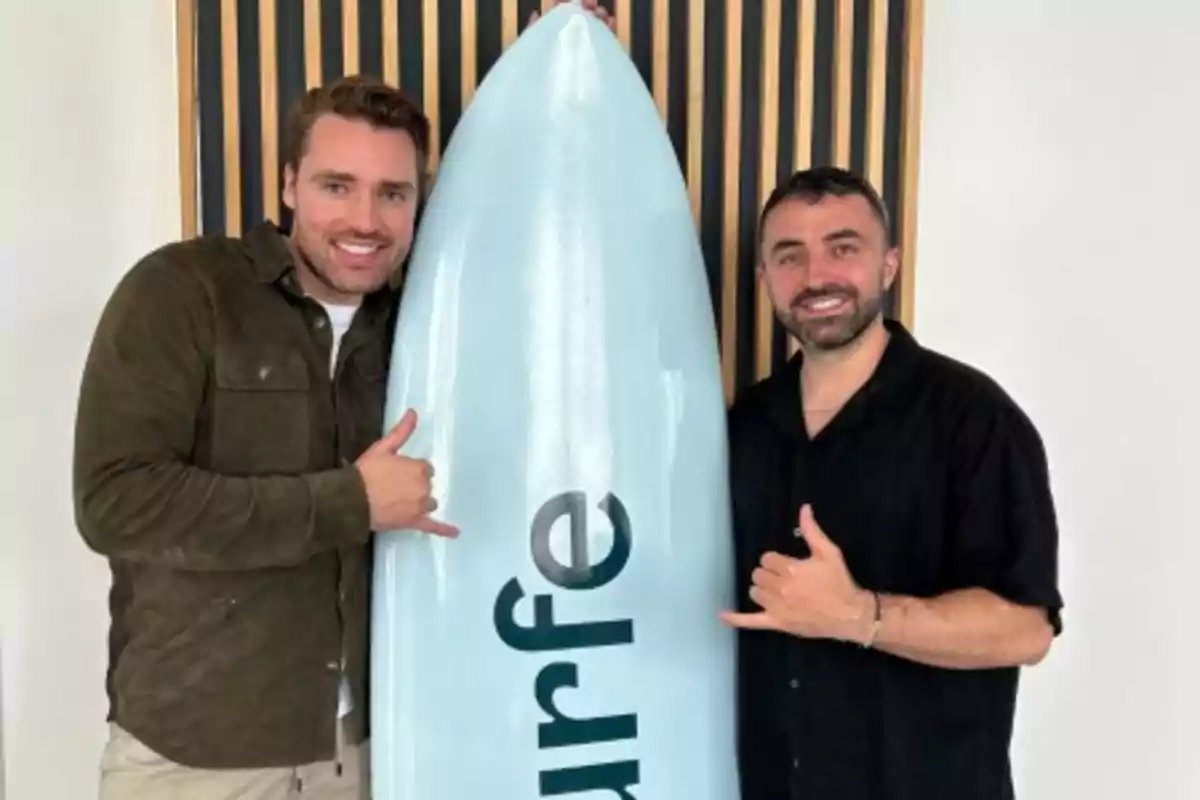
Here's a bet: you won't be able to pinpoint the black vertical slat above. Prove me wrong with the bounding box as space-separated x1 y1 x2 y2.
277 0 308 148
735 0 763 391
238 0 264 232
598 0 616 37
883 0 908 318
667 0 689 167
322 0 345 81
437 0 463 155
277 0 307 231
849 0 871 175
359 0 384 78
883 0 906 237
811 0 835 167
630 0 653 92
476 0 503 86
398 0 424 106
777 0 799 184
517 0 540 29
197 0 225 236
699 0 726 326
773 0 801 371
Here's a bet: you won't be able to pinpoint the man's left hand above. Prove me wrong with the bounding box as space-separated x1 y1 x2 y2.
720 504 874 644
528 0 616 33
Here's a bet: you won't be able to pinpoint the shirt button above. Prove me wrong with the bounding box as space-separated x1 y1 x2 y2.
789 678 799 689
326 660 338 670
792 757 800 769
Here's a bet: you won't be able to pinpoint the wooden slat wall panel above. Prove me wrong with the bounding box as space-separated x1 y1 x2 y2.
789 0 817 358
684 0 703 227
382 0 399 85
343 0 360 73
898 0 924 327
176 0 198 238
461 0 478 107
304 0 322 89
421 0 439 169
182 0 925 404
219 0 241 236
755 0 781 382
502 0 518 49
259 0 279 224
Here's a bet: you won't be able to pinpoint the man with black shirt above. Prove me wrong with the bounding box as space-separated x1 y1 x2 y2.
720 166 1064 800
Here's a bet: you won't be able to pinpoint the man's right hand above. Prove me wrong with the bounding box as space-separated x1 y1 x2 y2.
355 409 459 538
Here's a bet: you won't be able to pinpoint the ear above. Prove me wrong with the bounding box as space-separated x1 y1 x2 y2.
883 246 901 292
282 162 298 212
755 241 769 280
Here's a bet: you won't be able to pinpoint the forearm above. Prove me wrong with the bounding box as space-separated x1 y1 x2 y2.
75 457 371 570
862 587 1055 670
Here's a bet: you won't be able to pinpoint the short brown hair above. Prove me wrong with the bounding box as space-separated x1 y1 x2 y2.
281 74 431 190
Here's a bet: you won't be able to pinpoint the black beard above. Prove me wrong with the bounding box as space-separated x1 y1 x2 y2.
779 285 884 352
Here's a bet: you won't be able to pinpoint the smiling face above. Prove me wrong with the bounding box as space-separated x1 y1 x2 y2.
281 112 422 305
758 191 899 352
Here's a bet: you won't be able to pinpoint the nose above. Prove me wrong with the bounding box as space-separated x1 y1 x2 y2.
805 251 843 288
348 190 383 233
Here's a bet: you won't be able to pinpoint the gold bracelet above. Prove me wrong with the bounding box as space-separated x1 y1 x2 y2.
862 591 882 648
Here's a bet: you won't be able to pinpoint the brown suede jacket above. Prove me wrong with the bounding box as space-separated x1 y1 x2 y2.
72 221 399 768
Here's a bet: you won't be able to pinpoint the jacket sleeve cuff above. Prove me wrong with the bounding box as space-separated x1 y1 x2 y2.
309 466 372 547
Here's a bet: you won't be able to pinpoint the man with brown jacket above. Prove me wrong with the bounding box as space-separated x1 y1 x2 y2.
74 75 457 799
75 7 616 796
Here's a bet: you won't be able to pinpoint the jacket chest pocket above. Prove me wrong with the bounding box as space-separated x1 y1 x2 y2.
210 345 311 475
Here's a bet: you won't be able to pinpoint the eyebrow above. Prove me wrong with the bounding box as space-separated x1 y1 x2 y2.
311 170 415 192
770 227 866 255
770 238 805 255
312 170 357 183
823 227 866 243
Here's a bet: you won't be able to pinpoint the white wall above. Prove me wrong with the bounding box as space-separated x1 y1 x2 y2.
914 1 1200 798
3 1 1199 799
0 2 181 798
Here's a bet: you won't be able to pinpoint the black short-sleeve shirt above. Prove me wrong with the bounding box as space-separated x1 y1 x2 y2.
727 318 1063 800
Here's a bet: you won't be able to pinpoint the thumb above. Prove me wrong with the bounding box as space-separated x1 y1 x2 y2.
798 504 838 557
374 409 417 454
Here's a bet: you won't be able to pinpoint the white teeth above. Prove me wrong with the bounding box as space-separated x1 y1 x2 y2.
808 297 844 310
336 242 379 255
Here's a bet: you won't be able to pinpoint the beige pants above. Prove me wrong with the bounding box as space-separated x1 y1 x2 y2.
98 721 370 799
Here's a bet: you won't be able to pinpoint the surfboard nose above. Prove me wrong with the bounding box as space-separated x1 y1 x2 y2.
397 0 712 373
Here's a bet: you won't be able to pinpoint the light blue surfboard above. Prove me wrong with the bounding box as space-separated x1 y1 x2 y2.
371 3 738 797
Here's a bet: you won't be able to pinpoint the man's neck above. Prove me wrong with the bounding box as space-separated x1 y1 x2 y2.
799 316 890 417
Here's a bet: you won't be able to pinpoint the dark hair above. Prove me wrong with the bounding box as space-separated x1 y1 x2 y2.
759 166 893 246
281 74 432 192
